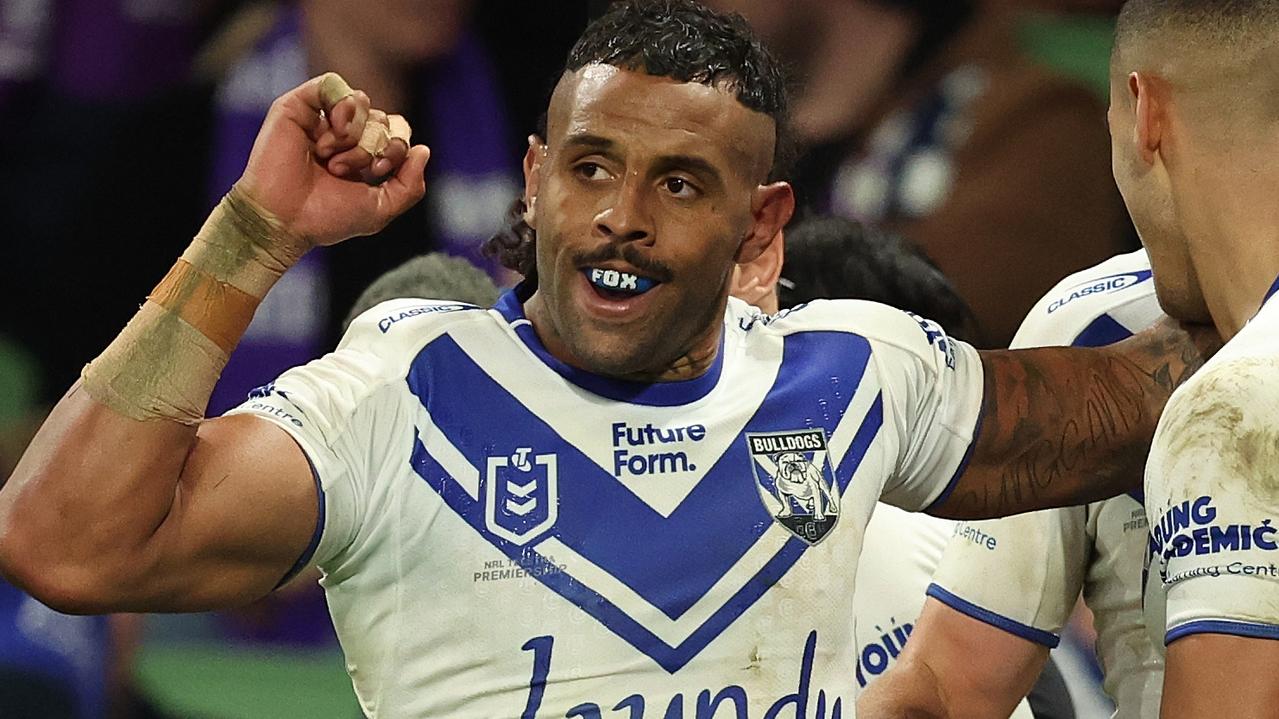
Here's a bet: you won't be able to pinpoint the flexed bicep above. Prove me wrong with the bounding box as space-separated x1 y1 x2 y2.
132 413 321 612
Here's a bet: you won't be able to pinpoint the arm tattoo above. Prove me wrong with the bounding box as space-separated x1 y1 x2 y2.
935 321 1216 519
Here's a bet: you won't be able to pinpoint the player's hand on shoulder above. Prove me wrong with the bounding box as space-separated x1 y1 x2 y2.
236 72 431 252
1150 315 1223 375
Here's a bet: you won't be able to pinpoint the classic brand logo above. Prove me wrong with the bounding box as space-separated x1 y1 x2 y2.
1047 270 1153 314
377 303 473 332
746 429 841 545
484 448 558 546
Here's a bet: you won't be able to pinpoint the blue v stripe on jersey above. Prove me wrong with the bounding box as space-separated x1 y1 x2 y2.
411 438 816 673
406 329 883 671
408 332 871 616
1070 313 1135 349
408 400 884 673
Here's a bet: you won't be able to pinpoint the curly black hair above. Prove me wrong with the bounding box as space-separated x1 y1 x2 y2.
565 0 789 142
487 197 540 282
484 0 792 279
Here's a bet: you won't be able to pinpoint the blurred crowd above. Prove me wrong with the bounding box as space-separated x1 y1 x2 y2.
0 0 1133 716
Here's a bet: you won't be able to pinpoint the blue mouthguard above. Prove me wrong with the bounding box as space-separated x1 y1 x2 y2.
585 268 659 294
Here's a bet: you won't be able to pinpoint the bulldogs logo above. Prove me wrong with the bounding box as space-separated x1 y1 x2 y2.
746 429 840 544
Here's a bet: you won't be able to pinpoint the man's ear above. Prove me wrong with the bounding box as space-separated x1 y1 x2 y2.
1130 72 1165 165
522 134 546 225
732 228 785 312
737 181 794 264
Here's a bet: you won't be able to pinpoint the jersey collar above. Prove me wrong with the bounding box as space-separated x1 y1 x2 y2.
493 282 726 407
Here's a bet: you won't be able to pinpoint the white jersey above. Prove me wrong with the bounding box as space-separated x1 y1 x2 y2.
1145 274 1279 647
929 250 1166 717
228 287 984 717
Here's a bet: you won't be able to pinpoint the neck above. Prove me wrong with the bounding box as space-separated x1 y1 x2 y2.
523 292 726 384
637 332 721 383
1183 160 1279 339
791 2 917 145
301 5 409 113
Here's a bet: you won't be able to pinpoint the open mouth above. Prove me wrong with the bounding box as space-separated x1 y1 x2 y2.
583 267 660 300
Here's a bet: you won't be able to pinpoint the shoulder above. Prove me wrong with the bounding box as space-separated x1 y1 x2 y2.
746 298 959 368
1158 349 1279 464
1175 302 1279 408
343 298 496 347
1228 298 1279 361
235 299 499 447
335 298 501 378
1011 250 1160 349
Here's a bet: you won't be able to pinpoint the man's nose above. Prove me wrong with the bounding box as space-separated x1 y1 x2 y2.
594 176 652 244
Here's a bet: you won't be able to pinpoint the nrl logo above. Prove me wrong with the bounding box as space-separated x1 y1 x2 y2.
746 429 841 545
484 447 558 546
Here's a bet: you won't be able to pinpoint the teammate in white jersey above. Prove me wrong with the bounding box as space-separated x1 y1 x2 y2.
1105 2 1279 715
0 2 1217 716
859 249 1166 719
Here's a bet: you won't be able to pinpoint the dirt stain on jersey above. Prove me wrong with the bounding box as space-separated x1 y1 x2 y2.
1234 425 1279 498
1158 360 1270 497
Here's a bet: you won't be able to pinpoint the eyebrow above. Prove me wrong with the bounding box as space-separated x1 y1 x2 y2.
562 132 616 152
561 132 726 190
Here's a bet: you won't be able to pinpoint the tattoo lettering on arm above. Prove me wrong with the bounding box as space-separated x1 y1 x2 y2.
933 320 1216 519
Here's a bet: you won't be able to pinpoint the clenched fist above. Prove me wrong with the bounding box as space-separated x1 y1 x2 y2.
235 72 431 256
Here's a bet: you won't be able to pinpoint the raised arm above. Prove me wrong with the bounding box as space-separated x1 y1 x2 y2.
930 318 1218 519
0 74 428 613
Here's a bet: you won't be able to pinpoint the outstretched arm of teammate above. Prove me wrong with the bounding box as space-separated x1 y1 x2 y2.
858 597 1049 719
0 74 429 613
929 318 1219 519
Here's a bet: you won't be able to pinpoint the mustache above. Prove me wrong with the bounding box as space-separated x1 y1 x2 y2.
573 244 674 283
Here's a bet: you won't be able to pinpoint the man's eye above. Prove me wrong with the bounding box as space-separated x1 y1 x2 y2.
664 177 696 197
575 163 609 181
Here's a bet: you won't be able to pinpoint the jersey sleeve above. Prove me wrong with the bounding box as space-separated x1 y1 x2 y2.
927 506 1091 647
223 299 426 570
863 305 986 511
1146 358 1279 645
